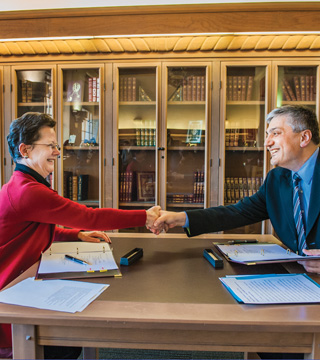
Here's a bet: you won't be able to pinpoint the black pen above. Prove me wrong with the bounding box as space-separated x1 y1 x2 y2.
65 254 92 265
228 239 258 245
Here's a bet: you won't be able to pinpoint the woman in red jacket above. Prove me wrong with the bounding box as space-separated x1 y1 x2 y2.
0 112 160 359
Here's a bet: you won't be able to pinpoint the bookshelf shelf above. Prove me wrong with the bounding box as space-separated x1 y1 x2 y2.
226 101 265 105
64 146 99 151
119 146 155 151
64 102 99 106
225 146 264 152
167 203 204 208
167 101 206 105
18 102 52 107
168 146 205 151
282 101 316 105
76 200 99 207
119 202 155 207
119 101 156 106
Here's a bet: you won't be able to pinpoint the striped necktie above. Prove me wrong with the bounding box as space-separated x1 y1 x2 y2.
293 173 307 255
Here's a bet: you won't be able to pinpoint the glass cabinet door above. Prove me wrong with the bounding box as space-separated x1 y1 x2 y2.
60 67 102 208
13 67 54 186
165 66 208 213
116 66 158 218
277 65 317 112
15 69 53 117
223 65 267 234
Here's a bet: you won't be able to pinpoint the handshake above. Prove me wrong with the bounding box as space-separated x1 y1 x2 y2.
145 206 187 235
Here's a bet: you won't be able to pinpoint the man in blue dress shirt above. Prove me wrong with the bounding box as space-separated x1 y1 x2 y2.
153 105 320 277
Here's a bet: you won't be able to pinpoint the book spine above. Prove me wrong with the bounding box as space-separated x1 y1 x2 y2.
241 76 247 101
88 77 93 102
293 76 301 101
200 76 205 101
92 77 97 102
311 75 316 101
27 81 33 102
227 76 233 101
21 80 27 102
127 77 132 102
72 175 78 201
123 77 128 102
132 77 136 101
246 76 253 101
96 78 100 102
281 80 291 101
284 79 296 101
306 75 310 101
300 75 306 101
119 77 124 101
78 175 89 201
196 76 201 101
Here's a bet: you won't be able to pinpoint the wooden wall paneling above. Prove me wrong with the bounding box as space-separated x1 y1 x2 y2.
0 3 319 40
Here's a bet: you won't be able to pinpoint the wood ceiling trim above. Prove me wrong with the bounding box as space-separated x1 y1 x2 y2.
0 35 320 57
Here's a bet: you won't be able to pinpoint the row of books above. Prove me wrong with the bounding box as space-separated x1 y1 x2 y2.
169 75 206 102
225 176 263 204
21 80 50 102
119 76 153 102
227 76 254 101
119 171 134 202
193 170 205 203
64 172 89 201
167 193 197 204
282 75 316 102
168 171 205 204
225 128 258 147
88 77 100 102
136 128 156 146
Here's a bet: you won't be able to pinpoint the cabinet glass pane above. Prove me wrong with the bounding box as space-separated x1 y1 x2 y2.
118 68 157 212
16 70 52 117
277 66 317 112
166 67 206 212
62 69 100 208
16 69 53 187
225 66 266 234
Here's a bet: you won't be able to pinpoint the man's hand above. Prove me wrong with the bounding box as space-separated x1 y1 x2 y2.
145 206 161 229
297 249 320 273
78 231 111 243
149 210 186 235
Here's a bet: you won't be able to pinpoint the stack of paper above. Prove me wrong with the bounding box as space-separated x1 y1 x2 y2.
220 273 320 304
0 277 109 313
215 243 320 264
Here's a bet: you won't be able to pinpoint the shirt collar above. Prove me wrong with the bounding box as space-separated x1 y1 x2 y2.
292 147 319 185
15 163 51 188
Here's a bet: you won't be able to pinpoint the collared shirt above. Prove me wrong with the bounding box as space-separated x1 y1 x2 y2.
14 163 51 188
292 147 319 226
184 147 319 229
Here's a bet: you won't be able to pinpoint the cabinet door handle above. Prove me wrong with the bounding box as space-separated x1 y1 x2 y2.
157 147 165 151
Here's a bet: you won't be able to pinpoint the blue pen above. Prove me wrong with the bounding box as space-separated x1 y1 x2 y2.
65 254 92 265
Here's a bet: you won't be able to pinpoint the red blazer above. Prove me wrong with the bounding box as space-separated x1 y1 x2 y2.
0 170 146 348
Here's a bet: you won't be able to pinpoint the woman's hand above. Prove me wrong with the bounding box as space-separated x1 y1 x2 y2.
78 231 111 243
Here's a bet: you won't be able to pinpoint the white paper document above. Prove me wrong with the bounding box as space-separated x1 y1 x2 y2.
215 243 320 264
220 273 320 304
0 277 109 313
37 242 120 279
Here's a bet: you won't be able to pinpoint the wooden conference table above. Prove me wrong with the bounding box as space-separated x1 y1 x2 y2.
1 233 320 359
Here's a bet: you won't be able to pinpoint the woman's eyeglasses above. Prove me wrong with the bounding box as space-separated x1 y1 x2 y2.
32 143 61 151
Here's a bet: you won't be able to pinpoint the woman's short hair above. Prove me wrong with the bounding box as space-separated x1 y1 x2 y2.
266 105 320 145
7 112 56 162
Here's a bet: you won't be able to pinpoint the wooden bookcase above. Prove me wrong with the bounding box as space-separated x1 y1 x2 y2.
0 26 320 234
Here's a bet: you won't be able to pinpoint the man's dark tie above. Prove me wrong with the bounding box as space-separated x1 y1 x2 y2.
293 173 307 255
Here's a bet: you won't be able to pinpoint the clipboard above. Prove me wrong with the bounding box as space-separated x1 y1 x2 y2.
36 242 122 280
214 242 320 265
